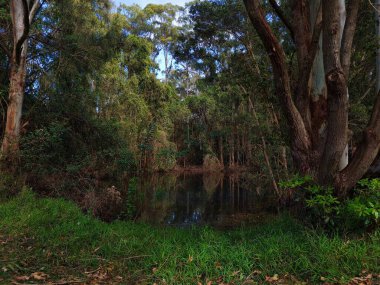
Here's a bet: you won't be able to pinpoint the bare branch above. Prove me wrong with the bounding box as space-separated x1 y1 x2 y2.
268 0 294 41
340 0 360 79
13 0 30 63
29 0 42 24
337 89 380 192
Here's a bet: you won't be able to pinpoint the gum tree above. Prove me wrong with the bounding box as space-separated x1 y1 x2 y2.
1 0 42 156
243 0 380 195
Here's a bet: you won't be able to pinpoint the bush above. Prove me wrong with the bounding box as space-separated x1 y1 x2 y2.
280 176 380 231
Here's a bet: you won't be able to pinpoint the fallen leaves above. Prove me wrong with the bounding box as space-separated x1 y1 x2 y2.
348 273 379 285
14 276 30 281
319 272 380 285
30 272 49 281
10 266 126 285
84 266 120 284
13 271 49 283
265 274 279 283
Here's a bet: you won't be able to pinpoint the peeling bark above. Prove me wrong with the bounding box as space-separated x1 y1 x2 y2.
1 0 41 156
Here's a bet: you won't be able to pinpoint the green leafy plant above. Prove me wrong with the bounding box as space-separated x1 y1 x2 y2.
305 185 340 226
344 178 380 228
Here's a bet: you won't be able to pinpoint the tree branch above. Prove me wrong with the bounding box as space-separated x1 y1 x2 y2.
243 0 312 173
340 0 360 80
29 0 42 24
337 89 380 193
13 0 30 64
268 0 294 41
294 3 322 131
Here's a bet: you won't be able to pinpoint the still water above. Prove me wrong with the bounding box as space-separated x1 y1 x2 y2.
129 172 278 228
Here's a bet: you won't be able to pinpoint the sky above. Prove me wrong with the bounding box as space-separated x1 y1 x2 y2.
113 0 188 8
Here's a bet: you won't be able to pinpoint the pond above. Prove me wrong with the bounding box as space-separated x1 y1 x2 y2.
128 172 279 228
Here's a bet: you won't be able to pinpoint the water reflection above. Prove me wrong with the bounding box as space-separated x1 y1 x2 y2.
132 172 277 228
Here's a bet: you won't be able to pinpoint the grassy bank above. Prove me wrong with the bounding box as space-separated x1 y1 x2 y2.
0 190 379 284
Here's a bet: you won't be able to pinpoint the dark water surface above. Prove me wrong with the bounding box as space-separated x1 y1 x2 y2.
130 172 278 228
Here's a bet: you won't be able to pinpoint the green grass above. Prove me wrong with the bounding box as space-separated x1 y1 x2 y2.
0 189 379 284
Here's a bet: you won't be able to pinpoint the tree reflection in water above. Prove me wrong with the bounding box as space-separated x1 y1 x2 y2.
130 172 278 228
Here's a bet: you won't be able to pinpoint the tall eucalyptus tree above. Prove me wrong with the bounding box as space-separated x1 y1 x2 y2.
243 0 380 194
1 0 42 156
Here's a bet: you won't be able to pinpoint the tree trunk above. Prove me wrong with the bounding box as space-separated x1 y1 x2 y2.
252 107 279 195
369 0 380 174
376 0 380 94
309 0 349 171
219 136 224 167
2 0 41 157
337 0 349 171
336 92 380 192
317 0 348 184
2 44 27 155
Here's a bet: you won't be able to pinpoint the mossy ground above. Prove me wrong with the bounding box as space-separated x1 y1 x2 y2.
0 189 379 284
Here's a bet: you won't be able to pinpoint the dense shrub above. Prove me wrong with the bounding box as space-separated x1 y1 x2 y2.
19 118 135 197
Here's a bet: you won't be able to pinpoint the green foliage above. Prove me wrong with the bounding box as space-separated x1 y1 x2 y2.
280 176 380 231
19 117 135 194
